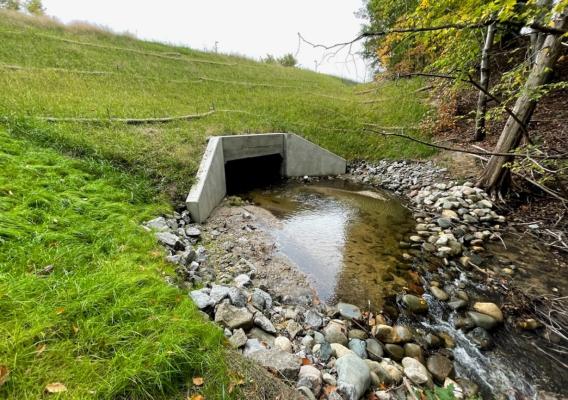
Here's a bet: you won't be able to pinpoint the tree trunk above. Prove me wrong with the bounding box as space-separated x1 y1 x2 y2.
474 22 497 141
477 8 568 195
529 0 553 65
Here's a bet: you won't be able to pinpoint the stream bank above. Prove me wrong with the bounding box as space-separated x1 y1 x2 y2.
146 160 567 400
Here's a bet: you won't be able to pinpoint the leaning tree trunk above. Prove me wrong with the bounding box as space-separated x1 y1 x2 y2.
529 0 553 65
474 22 497 141
477 8 568 196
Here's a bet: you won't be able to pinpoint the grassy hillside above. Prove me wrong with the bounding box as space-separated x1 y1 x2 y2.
0 10 434 399
0 11 433 196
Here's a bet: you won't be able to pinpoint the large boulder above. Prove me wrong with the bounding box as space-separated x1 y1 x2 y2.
324 320 348 345
247 349 301 380
336 354 371 400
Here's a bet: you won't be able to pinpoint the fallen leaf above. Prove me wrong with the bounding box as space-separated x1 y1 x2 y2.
0 365 10 387
45 382 67 393
35 344 47 356
55 307 65 315
188 395 204 400
72 324 80 334
323 385 337 395
192 376 204 386
301 357 312 365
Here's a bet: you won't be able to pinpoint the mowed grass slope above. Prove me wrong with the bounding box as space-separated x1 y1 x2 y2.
0 11 433 196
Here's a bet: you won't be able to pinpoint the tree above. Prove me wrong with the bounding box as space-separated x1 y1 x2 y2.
0 0 21 10
474 22 497 142
25 0 44 15
477 6 568 195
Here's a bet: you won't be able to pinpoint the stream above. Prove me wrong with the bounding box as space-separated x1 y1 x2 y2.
244 179 567 400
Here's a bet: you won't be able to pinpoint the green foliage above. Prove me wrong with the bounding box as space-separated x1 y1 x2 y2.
0 129 230 399
0 0 21 10
24 0 44 15
277 53 297 67
424 384 457 400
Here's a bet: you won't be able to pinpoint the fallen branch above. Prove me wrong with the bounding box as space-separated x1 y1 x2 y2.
39 110 216 125
364 127 567 159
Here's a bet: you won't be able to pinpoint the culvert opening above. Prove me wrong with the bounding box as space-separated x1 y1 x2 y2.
224 153 283 194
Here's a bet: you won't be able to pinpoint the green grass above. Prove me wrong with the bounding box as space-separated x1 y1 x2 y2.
0 129 231 399
0 11 437 398
0 10 434 197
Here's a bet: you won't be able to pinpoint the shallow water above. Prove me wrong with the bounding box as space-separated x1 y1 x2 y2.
248 180 416 309
246 180 567 399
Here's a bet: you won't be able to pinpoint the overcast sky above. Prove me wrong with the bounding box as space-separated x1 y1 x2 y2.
42 0 371 82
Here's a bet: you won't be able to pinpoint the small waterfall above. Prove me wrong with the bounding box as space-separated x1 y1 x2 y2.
422 294 537 399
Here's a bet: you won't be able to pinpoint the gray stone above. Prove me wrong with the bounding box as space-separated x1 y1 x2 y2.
448 299 468 310
404 343 424 362
467 311 498 330
402 294 429 314
251 288 272 311
366 339 383 361
426 355 454 382
286 320 303 339
233 273 252 288
145 216 169 231
336 354 371 400
254 313 276 333
323 372 336 386
247 349 302 380
228 287 247 307
248 327 276 347
467 327 493 350
155 231 183 249
243 338 266 355
338 302 362 320
402 357 431 385
473 302 503 322
349 329 368 340
297 386 317 400
214 303 253 330
189 288 213 310
185 226 201 237
324 320 348 345
301 335 315 352
384 344 404 361
349 339 368 359
274 336 293 353
313 331 325 344
209 284 230 305
297 365 322 397
437 218 452 228
229 328 247 348
430 286 449 301
317 342 332 362
304 309 324 329
393 325 413 343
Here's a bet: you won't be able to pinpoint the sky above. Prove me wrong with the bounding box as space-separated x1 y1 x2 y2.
42 0 372 82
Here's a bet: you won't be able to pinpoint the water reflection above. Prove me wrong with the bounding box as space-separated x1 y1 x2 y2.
248 181 415 309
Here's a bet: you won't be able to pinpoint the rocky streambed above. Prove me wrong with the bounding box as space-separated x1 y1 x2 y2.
143 159 567 400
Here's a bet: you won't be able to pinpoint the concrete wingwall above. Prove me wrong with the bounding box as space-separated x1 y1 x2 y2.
186 133 346 222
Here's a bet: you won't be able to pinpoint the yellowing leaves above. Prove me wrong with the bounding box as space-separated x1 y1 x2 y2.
188 395 204 400
45 382 67 393
192 376 204 386
0 365 10 387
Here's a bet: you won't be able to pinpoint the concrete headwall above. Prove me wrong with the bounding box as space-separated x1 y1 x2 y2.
186 133 346 222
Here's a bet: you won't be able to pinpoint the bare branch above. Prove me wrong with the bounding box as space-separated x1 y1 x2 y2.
364 127 568 159
38 110 216 125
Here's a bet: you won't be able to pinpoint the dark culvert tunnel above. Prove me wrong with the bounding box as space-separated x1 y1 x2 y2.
224 153 284 195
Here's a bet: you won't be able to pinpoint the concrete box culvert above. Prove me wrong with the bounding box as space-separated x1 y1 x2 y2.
186 133 346 222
